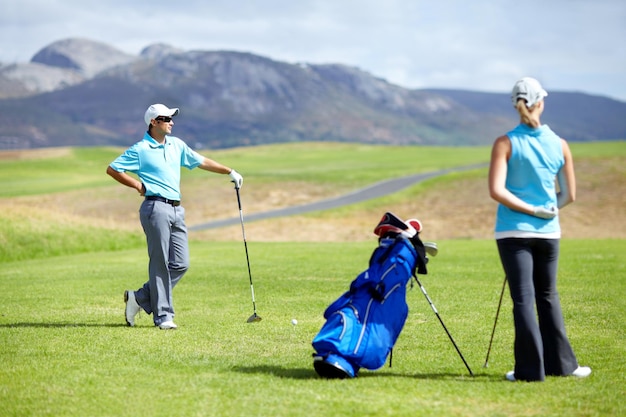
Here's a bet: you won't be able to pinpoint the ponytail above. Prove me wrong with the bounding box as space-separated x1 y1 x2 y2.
515 99 541 128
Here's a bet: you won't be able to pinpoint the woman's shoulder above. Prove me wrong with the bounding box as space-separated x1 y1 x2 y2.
493 134 511 149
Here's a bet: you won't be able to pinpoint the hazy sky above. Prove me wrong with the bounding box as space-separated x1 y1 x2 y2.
2 0 625 101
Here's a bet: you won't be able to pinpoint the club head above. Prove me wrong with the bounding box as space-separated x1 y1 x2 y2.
247 314 262 323
424 242 438 257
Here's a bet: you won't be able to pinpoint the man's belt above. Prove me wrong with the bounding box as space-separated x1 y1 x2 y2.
145 196 181 207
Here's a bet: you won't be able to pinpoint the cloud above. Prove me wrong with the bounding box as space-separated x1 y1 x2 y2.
2 0 625 101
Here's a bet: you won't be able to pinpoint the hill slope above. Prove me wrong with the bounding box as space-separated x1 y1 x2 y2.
1 143 624 246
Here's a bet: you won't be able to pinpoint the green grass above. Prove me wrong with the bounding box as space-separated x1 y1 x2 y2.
199 142 491 185
0 142 494 198
2 140 623 198
0 148 123 197
0 216 143 263
1 239 624 417
1 141 625 416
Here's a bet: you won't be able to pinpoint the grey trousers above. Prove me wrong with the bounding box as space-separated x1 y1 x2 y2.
136 199 189 326
496 238 578 381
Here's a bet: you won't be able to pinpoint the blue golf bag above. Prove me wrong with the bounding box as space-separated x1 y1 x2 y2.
312 213 428 378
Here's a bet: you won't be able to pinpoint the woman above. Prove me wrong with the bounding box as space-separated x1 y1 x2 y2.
488 77 591 382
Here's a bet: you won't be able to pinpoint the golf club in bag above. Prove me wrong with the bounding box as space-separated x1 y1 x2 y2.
483 277 507 367
413 274 474 376
312 212 473 378
234 185 261 323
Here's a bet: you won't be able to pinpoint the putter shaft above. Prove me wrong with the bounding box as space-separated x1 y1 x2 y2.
235 186 261 323
484 277 507 367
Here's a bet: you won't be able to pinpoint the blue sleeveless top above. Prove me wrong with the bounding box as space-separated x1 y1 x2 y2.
495 124 563 236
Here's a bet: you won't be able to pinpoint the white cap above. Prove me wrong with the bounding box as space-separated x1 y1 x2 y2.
511 77 548 108
144 103 179 125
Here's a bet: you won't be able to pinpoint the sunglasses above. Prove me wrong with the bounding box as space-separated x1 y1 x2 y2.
155 116 173 123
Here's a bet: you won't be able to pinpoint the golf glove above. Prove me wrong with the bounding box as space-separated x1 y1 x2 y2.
229 169 243 189
533 206 558 219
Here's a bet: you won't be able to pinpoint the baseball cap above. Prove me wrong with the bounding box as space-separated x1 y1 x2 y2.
511 77 548 108
144 103 180 125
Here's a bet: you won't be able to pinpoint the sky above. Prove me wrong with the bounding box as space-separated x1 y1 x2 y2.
2 0 625 101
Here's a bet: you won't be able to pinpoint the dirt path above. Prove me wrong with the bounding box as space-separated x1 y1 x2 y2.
190 164 486 231
188 157 626 242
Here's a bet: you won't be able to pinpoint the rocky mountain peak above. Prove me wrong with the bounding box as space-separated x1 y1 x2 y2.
31 38 137 78
140 43 185 60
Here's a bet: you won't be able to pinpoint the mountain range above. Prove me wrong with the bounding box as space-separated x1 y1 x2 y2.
1 38 624 150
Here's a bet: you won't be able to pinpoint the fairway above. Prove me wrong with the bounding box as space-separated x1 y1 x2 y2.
1 142 625 416
1 240 624 416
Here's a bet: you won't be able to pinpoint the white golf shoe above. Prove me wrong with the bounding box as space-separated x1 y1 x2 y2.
571 366 592 378
506 366 591 382
124 290 141 327
158 320 178 330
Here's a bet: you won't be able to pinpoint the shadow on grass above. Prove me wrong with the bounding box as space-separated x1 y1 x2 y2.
234 365 317 379
0 322 128 328
233 364 495 381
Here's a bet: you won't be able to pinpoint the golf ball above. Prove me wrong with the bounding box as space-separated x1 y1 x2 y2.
291 319 298 325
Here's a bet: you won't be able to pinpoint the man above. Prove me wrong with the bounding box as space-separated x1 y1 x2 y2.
106 103 243 330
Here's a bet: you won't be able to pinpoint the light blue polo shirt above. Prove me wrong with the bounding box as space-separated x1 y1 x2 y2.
495 124 563 236
109 132 204 200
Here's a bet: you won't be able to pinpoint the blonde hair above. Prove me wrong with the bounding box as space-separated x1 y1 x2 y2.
515 99 541 128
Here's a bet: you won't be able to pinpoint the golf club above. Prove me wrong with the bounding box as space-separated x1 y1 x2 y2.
414 275 474 376
483 277 507 367
234 184 262 323
424 241 438 257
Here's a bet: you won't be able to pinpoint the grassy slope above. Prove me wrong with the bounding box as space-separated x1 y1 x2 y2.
1 141 625 260
1 143 493 262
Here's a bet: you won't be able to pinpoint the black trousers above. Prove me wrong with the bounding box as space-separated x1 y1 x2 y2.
497 238 578 381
